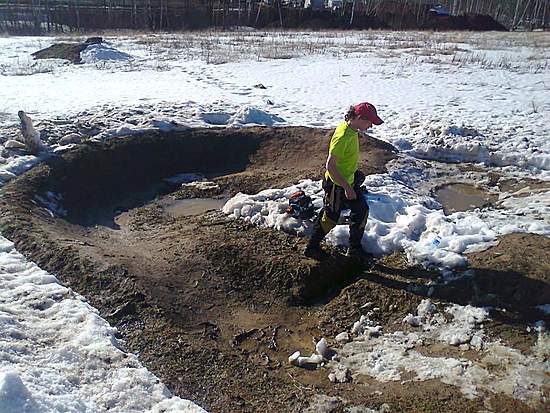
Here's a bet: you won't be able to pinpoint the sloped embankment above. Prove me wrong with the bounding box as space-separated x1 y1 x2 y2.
1 126 547 412
31 37 104 64
0 126 399 412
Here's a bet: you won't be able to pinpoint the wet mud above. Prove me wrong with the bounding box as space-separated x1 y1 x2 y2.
0 127 547 412
435 182 498 214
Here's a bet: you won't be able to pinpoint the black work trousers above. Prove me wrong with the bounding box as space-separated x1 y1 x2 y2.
309 171 369 249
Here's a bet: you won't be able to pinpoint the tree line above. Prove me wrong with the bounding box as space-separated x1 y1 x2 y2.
0 0 547 33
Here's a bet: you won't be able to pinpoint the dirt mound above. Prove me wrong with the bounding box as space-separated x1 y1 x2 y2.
32 37 103 64
464 14 508 31
0 126 547 412
424 13 507 31
0 127 395 412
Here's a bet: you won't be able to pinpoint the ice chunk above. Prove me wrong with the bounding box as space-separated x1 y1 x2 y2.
288 351 301 366
417 299 437 318
335 332 350 344
364 326 383 338
328 364 351 383
0 371 33 411
403 314 421 327
315 338 334 360
288 351 323 368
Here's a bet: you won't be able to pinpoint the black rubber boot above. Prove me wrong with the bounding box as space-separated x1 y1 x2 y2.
304 243 329 260
304 226 328 260
346 245 367 258
346 244 372 264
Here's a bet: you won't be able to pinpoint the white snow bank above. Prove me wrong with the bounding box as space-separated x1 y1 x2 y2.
198 107 285 127
91 119 189 141
0 236 205 413
229 106 285 127
223 179 322 236
81 44 133 63
86 106 284 141
223 172 550 269
380 116 550 177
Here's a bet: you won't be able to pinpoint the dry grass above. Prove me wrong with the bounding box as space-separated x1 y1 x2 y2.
138 31 546 70
0 59 60 76
3 29 548 75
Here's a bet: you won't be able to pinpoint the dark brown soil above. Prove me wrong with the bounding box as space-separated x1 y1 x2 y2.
0 126 547 412
32 37 103 63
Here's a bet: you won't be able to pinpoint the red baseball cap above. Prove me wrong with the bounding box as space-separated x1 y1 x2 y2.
354 102 384 125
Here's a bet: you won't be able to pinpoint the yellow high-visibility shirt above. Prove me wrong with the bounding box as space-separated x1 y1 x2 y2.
325 121 358 186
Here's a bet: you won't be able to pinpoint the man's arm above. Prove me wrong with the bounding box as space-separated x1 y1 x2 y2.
326 154 357 200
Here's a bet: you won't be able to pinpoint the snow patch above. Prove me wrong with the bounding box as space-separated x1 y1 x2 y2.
229 106 286 127
338 303 548 405
0 371 35 412
81 44 133 63
223 174 549 269
381 116 550 176
438 305 488 346
0 236 206 412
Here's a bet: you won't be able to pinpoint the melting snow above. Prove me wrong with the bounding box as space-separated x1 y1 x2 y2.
334 300 549 405
222 173 550 269
80 44 133 63
0 31 549 410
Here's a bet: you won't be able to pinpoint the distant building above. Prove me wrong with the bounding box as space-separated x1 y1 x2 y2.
304 0 325 11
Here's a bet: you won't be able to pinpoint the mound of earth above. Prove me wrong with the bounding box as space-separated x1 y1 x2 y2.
424 13 507 31
31 37 103 64
0 126 547 412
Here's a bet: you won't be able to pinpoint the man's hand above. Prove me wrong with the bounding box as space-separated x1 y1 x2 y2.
344 186 357 200
326 154 357 200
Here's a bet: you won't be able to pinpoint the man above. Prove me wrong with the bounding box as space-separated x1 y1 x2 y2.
305 102 384 260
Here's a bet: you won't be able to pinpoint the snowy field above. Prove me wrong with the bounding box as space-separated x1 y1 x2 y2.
0 30 549 411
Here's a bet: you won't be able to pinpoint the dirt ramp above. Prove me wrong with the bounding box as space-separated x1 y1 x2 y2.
0 126 398 412
41 128 262 219
32 37 104 63
1 126 548 412
12 126 393 225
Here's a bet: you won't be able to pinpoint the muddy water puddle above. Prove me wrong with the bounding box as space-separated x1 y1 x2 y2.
160 197 227 218
435 183 497 215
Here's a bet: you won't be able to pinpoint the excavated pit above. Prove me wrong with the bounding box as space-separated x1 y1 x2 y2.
1 126 548 413
0 127 397 412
